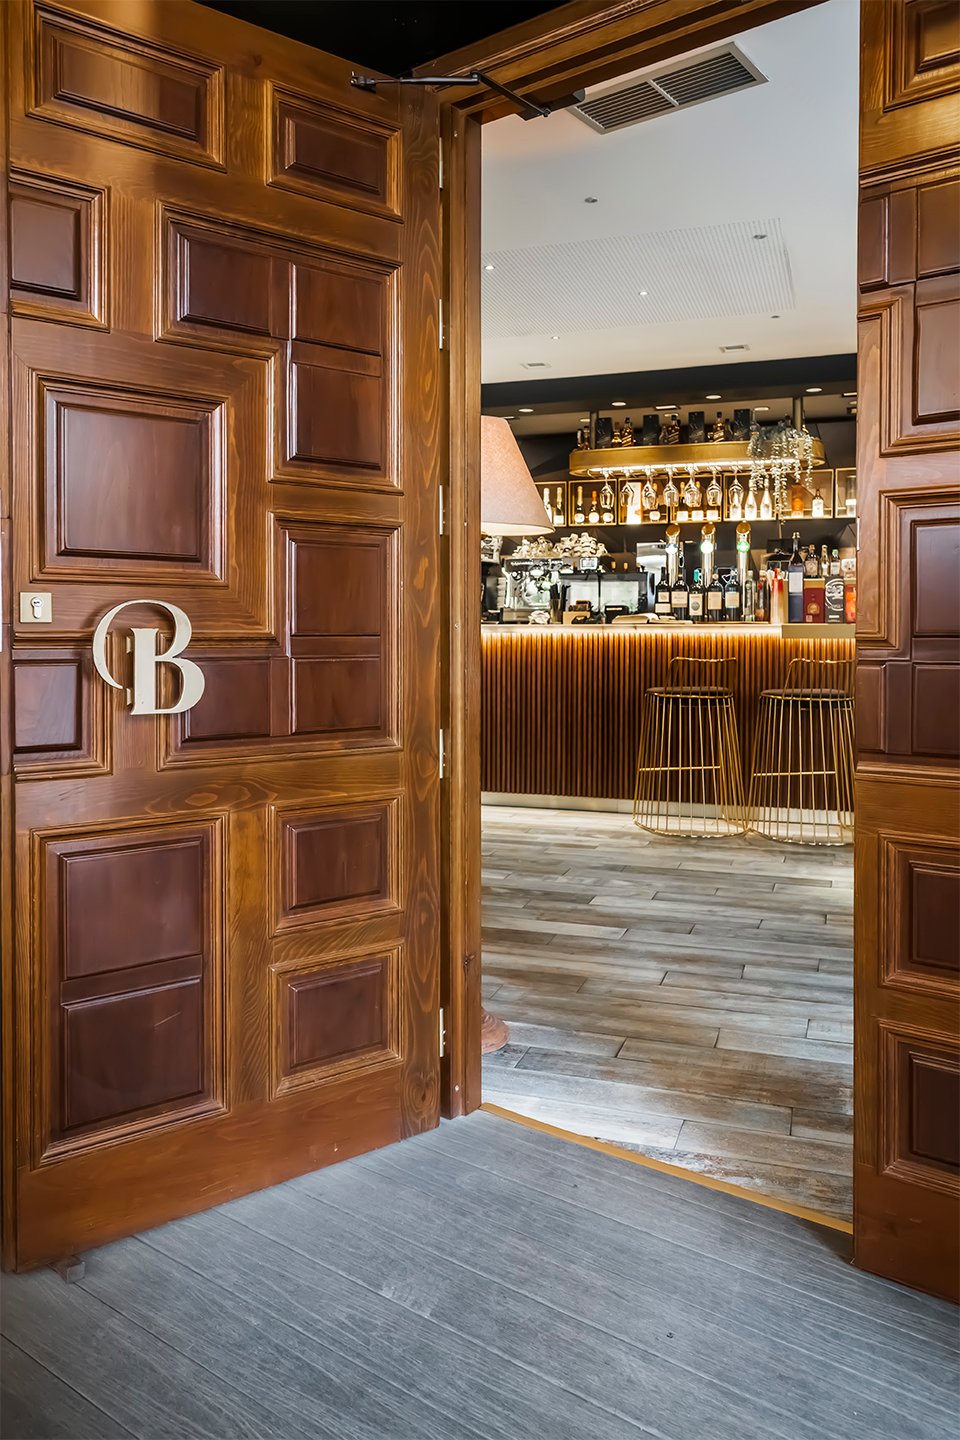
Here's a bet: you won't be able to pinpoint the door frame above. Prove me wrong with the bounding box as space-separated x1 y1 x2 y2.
434 0 825 1117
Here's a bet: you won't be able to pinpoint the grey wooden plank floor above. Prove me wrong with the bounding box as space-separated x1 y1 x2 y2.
481 804 855 1218
2 1111 957 1440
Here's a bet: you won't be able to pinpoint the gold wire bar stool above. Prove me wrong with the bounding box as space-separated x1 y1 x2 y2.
633 655 747 838
747 656 855 845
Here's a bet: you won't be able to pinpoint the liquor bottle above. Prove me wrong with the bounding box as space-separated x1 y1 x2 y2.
811 489 825 518
744 486 758 521
804 545 820 578
655 570 672 617
600 481 616 524
588 489 600 524
671 554 689 620
554 487 565 526
742 569 757 622
787 531 805 622
706 569 725 621
820 543 830 575
755 572 768 623
688 568 704 622
759 484 773 520
724 569 741 622
830 547 841 576
542 487 553 522
573 485 585 525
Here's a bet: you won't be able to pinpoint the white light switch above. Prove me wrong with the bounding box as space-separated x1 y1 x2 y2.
19 592 52 623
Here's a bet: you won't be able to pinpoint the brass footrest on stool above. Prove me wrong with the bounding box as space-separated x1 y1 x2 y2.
633 656 746 838
747 657 855 846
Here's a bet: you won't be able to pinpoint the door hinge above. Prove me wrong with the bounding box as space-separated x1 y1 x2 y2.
438 728 446 779
438 136 444 191
439 1006 446 1058
438 484 445 535
438 296 445 350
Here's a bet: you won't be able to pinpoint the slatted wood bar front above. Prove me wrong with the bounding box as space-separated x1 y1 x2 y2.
481 626 856 801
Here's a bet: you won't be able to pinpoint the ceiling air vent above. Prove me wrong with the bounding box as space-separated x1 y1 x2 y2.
571 44 765 134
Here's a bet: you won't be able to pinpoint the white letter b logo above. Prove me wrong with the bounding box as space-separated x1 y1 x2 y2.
92 599 205 715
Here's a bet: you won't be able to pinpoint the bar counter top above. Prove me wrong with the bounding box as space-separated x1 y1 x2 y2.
482 621 855 638
481 620 855 801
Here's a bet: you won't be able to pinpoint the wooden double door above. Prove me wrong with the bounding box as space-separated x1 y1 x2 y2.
2 0 442 1269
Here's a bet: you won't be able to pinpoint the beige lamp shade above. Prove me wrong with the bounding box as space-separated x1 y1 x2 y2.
480 416 554 536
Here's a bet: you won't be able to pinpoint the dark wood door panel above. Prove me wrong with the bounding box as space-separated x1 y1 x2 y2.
855 0 960 1302
3 0 441 1270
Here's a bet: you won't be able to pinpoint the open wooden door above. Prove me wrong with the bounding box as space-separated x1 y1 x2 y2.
2 0 442 1270
854 0 960 1301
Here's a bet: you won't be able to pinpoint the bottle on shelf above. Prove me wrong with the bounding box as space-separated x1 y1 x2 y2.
706 568 725 621
812 488 825 518
573 485 585 525
588 489 600 524
759 484 773 520
600 481 616 524
655 569 672 617
820 543 830 575
804 545 820 578
554 487 565 526
671 554 689 620
542 487 553 522
688 568 704 622
844 562 857 623
724 569 741 622
787 531 805 622
744 485 758 521
742 569 757 622
755 571 768 623
830 547 842 576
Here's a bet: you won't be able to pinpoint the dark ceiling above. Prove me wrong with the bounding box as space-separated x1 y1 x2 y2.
198 1 569 76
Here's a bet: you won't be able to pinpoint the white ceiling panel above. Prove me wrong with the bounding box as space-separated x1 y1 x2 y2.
480 0 858 384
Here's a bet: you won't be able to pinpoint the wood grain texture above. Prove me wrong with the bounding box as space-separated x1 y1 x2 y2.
3 1111 956 1440
481 627 856 801
3 0 442 1270
481 806 854 1219
854 0 960 1303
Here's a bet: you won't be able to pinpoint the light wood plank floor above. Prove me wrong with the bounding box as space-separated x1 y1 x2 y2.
481 805 854 1219
3 1112 957 1440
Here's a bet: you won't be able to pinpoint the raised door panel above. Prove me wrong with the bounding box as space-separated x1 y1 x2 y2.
274 799 399 931
9 172 107 328
40 822 223 1160
861 0 960 175
12 648 108 778
31 4 225 166
271 949 400 1097
269 87 401 221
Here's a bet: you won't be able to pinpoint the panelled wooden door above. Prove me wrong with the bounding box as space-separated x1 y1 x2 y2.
854 0 960 1301
2 0 442 1270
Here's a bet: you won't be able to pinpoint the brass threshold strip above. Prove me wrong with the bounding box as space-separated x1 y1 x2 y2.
481 1101 854 1236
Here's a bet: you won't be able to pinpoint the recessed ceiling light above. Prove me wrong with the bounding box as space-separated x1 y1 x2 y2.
655 404 675 411
503 415 515 420
550 334 560 341
843 391 857 398
770 314 780 320
754 405 770 413
805 387 823 394
638 289 648 297
705 394 722 401
579 417 590 423
483 263 495 272
585 196 598 204
753 232 767 240
518 407 534 414
611 400 627 407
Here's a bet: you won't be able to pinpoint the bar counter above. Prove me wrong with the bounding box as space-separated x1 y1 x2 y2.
481 622 856 801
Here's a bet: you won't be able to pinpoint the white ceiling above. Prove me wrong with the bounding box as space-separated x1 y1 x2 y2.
480 0 859 385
